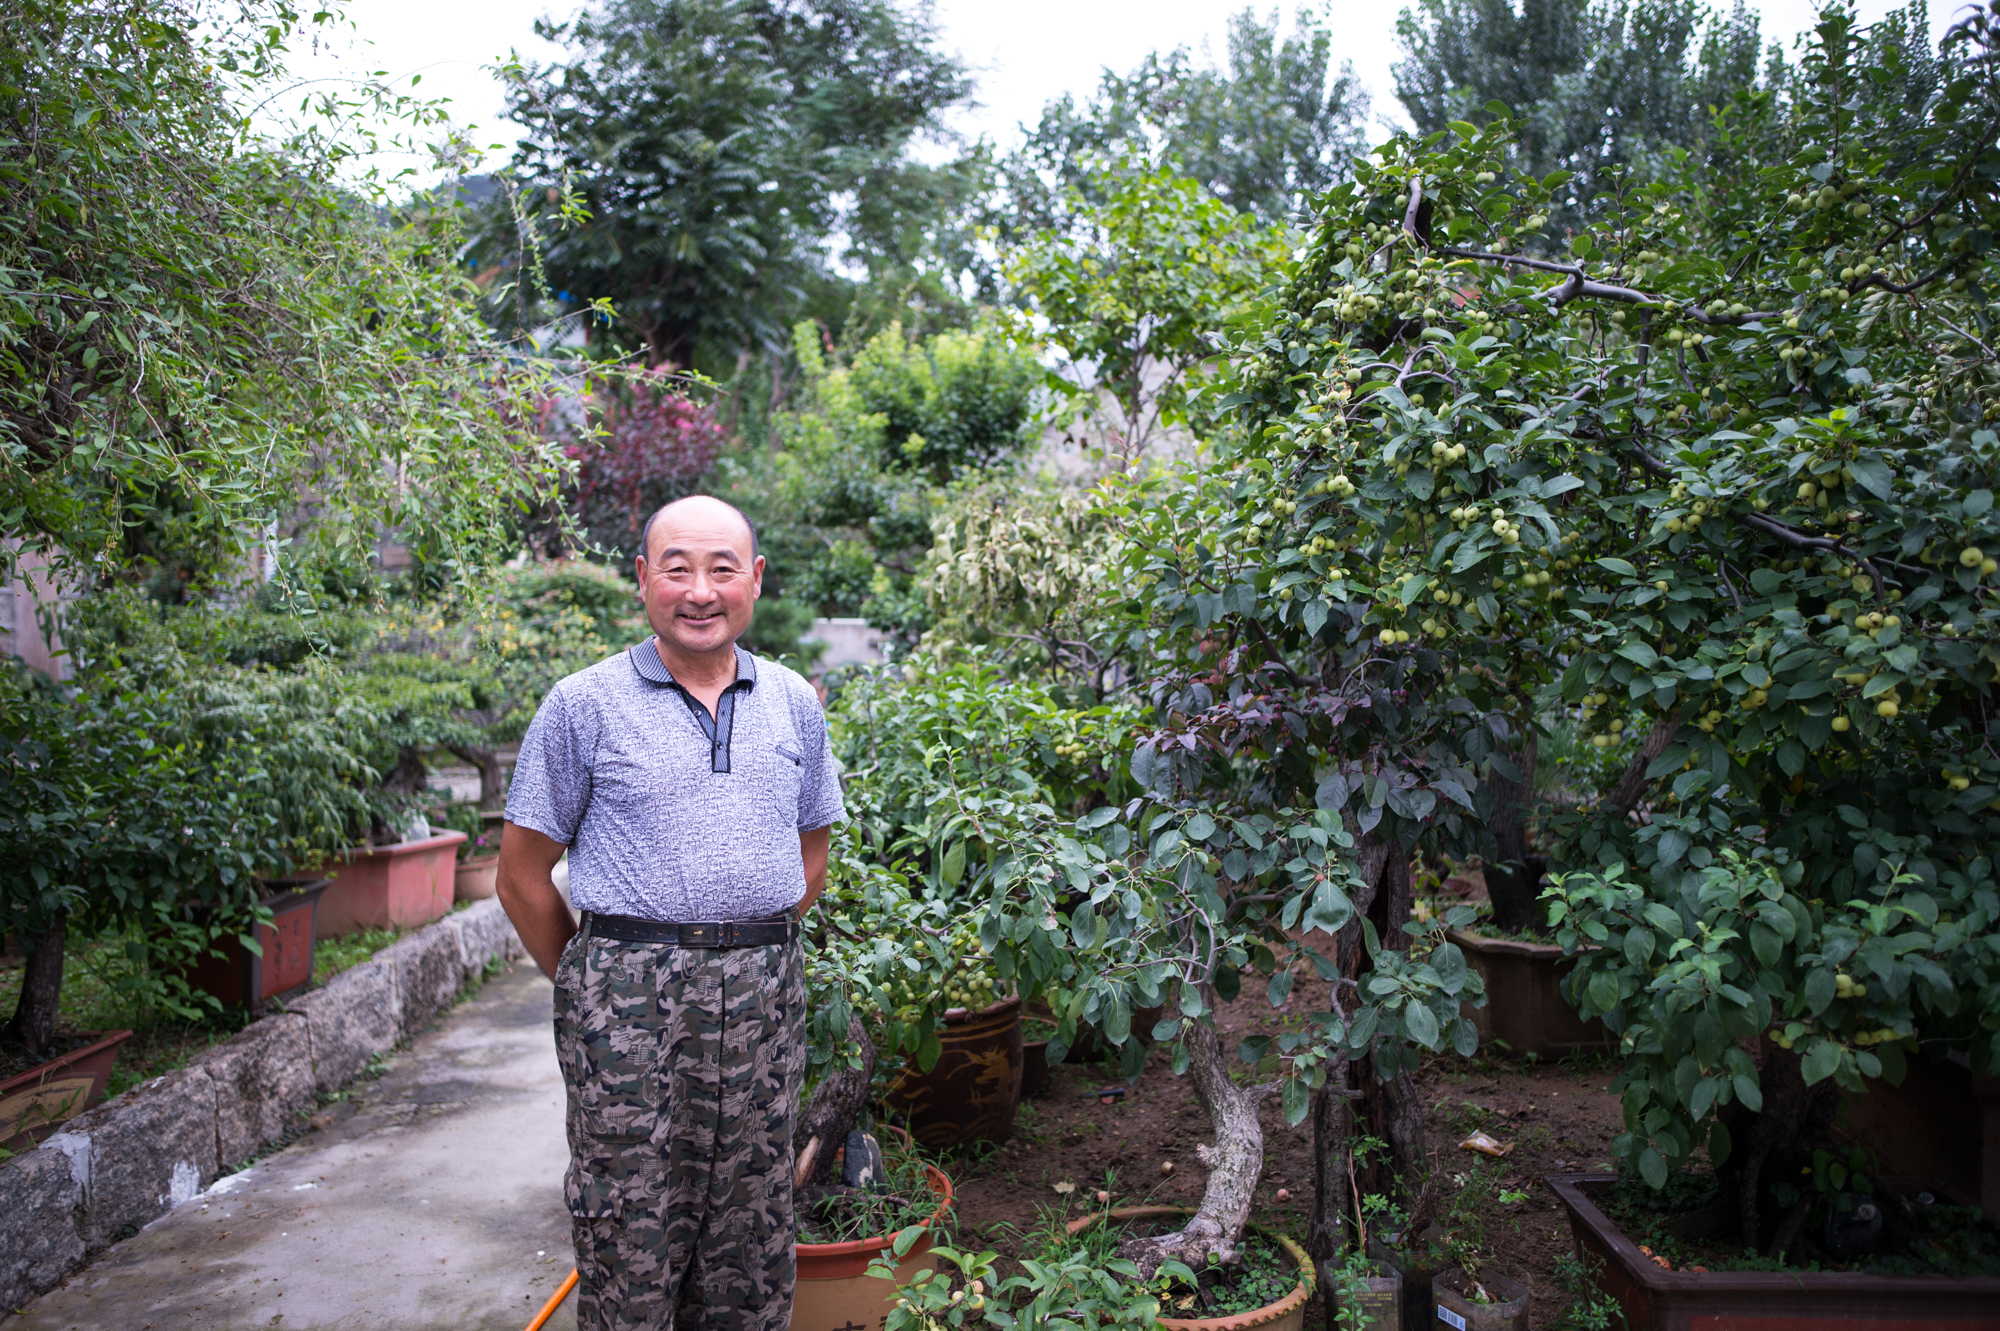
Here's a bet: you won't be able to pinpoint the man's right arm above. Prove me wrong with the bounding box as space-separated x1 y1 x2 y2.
498 820 576 980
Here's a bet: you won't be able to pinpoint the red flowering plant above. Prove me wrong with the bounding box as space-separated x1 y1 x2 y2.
561 366 729 557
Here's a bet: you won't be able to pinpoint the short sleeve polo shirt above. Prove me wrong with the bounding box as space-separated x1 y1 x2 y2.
505 640 844 921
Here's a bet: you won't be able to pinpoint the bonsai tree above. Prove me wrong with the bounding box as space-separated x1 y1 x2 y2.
1 598 376 1054
1191 0 2000 1258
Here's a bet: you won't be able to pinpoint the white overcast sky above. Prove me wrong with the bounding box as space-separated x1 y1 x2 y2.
278 0 1972 173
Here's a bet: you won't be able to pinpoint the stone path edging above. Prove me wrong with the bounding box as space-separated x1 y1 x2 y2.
0 898 525 1309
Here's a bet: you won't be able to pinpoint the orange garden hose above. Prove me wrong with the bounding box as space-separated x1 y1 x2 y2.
525 1269 579 1331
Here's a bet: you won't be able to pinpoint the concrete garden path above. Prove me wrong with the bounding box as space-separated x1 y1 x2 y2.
6 962 577 1331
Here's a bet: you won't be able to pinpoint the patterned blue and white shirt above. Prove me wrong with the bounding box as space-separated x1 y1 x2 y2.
505 641 844 921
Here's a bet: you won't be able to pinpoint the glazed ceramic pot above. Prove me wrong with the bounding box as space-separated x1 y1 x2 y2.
883 996 1023 1149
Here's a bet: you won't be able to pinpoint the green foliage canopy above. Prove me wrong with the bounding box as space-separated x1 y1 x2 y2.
1006 4 1371 228
1006 157 1290 468
487 0 973 369
1195 0 2000 1207
1 0 574 591
1394 0 1777 224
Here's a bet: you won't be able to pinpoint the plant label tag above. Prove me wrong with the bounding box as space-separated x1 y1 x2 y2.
1438 1307 1467 1331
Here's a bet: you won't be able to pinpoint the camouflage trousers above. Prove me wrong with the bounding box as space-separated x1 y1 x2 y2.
554 924 805 1331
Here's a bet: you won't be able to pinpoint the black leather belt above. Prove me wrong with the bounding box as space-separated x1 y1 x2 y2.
584 911 796 948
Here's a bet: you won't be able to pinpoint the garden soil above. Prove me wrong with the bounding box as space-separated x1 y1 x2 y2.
939 940 1626 1331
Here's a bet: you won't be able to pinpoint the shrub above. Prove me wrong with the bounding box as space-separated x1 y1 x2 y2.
1 630 377 1051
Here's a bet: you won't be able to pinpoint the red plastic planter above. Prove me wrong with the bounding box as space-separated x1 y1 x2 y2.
0 1029 133 1151
187 877 332 1008
1548 1172 2000 1330
318 832 466 936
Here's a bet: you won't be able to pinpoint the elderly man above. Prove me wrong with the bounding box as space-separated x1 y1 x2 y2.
497 494 842 1331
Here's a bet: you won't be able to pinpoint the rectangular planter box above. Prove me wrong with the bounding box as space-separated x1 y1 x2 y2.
1449 928 1609 1058
1548 1172 2000 1329
318 831 467 936
1836 1052 2000 1219
0 1030 133 1152
188 877 332 1009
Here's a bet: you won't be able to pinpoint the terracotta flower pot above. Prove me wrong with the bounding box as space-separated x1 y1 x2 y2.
883 995 1023 1149
0 1029 133 1151
793 1136 954 1331
187 876 332 1009
1548 1172 2000 1330
1063 1205 1316 1331
1447 928 1609 1058
318 831 466 936
454 852 501 902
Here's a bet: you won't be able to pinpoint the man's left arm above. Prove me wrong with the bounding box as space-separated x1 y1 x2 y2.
793 685 845 918
798 824 830 914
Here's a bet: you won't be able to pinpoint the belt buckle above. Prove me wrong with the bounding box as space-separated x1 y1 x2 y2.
717 921 738 948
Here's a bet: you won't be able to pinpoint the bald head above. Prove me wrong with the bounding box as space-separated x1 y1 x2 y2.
641 495 758 565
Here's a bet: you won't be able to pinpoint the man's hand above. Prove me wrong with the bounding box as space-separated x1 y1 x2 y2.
798 824 831 915
498 820 576 980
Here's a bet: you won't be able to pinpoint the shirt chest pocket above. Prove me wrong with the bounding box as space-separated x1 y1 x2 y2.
754 738 804 826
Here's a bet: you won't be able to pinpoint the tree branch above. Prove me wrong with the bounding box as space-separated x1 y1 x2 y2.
1623 441 1889 600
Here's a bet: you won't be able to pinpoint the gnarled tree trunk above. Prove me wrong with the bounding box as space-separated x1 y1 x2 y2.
1119 984 1273 1278
3 913 67 1058
1317 832 1429 1243
1483 737 1542 933
794 1016 876 1187
449 744 508 812
1307 1055 1355 1270
1715 1041 1842 1253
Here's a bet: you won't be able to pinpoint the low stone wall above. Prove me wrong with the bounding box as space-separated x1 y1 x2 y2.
0 897 526 1308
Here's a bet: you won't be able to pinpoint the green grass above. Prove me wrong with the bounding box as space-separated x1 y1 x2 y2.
313 926 402 984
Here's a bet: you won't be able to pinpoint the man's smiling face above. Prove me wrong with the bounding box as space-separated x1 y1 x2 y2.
636 497 763 664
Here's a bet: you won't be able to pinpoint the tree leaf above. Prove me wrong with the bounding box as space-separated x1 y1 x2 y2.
1800 1038 1842 1085
1281 1075 1310 1126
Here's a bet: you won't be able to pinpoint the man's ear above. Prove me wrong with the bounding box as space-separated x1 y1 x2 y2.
752 554 765 599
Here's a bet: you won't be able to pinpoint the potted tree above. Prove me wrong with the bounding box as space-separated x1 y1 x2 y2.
318 637 480 935
1101 0 2000 1307
2 602 375 1136
185 874 335 1009
793 838 966 1331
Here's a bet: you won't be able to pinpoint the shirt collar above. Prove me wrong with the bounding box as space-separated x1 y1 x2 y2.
630 638 757 690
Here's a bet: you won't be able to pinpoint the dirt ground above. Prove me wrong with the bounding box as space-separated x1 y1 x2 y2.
937 955 1626 1331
